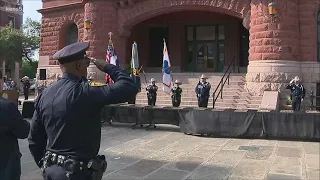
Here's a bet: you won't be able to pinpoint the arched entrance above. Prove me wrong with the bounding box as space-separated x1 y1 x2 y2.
117 0 250 72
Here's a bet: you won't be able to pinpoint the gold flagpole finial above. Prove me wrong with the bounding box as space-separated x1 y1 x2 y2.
108 32 113 44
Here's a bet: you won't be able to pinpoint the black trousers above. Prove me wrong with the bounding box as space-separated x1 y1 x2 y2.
292 97 302 112
198 97 209 108
24 89 29 100
0 153 21 180
171 96 181 107
43 165 92 180
147 97 156 106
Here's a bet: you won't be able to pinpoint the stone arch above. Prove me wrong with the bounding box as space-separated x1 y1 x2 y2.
65 23 79 45
117 0 251 36
58 12 84 49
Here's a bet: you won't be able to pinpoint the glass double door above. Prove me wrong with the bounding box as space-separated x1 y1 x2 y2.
196 42 215 72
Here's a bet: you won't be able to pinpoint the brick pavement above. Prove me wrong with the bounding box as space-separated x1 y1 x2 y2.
19 124 319 180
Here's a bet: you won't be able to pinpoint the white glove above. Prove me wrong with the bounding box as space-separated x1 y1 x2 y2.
301 98 303 102
289 79 294 84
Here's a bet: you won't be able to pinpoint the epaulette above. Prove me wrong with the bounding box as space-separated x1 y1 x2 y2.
89 81 108 87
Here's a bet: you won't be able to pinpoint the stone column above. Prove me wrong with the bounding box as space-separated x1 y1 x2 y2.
246 0 300 99
83 0 118 81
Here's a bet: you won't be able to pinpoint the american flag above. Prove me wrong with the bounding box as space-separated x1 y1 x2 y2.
105 42 119 83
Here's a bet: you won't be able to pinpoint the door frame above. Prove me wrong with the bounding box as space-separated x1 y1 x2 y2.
185 24 225 72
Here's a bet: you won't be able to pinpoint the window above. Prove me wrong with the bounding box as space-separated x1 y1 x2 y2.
65 24 78 46
318 11 320 62
8 16 15 28
196 26 215 41
218 25 225 40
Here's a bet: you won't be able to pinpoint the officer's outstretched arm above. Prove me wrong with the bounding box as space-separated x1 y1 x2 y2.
87 64 138 105
28 98 47 167
8 102 30 139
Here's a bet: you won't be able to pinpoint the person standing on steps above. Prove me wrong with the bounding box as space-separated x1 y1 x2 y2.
146 78 158 106
286 76 305 112
195 74 211 108
171 80 182 107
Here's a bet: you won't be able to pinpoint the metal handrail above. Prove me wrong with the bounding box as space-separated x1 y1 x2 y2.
212 56 236 108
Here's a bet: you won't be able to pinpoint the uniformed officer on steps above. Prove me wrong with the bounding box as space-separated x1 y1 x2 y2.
0 71 30 180
286 76 305 112
28 42 138 180
195 74 211 108
171 80 182 107
146 78 158 106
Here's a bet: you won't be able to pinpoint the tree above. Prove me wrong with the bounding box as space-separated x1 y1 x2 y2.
22 60 38 78
22 18 41 62
0 18 40 64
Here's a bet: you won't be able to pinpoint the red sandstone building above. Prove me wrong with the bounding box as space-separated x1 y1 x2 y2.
37 0 320 108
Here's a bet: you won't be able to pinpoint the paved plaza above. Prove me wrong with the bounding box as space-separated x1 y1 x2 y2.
19 123 319 180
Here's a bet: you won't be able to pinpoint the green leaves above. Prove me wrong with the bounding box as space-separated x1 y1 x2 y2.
0 17 40 63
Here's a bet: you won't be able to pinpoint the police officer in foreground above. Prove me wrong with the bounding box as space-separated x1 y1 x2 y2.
195 74 211 108
171 80 182 107
146 78 158 106
286 76 305 112
0 71 30 180
28 42 138 180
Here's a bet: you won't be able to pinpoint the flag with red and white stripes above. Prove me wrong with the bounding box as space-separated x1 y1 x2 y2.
105 42 119 83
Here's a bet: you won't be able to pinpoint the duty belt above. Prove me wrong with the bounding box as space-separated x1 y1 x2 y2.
42 151 89 174
42 151 107 174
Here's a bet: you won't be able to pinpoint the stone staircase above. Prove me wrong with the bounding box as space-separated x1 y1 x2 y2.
135 73 263 109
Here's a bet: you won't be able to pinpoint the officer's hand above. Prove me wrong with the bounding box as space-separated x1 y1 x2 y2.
289 79 294 84
301 98 304 102
92 59 108 72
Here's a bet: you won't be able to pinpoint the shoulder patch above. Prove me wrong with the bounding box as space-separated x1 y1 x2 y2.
89 81 108 87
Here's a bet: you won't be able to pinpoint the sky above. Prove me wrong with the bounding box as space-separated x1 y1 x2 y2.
22 0 42 22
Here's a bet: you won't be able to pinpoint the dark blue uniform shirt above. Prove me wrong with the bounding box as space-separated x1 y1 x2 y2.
0 97 30 162
28 64 138 166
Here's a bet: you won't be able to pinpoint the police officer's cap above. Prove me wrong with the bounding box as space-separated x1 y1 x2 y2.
53 42 90 64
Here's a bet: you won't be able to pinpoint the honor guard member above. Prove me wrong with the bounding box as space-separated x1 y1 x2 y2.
0 71 30 180
28 42 138 180
195 74 211 108
286 76 305 112
146 78 158 106
171 80 182 107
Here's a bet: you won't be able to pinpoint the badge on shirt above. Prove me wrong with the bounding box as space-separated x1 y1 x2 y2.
89 81 108 87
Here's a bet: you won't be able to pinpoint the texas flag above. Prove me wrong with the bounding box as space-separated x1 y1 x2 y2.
162 39 172 94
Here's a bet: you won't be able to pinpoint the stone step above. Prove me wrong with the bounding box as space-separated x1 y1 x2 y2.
134 100 260 109
136 97 262 104
139 87 248 95
136 96 262 102
136 94 262 101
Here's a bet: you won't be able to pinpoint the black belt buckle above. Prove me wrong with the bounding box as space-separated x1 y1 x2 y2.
63 159 78 174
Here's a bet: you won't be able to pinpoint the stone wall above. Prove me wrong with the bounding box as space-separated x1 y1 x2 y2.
40 9 85 65
246 0 300 102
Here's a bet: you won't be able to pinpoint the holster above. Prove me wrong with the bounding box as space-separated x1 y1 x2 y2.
87 155 107 180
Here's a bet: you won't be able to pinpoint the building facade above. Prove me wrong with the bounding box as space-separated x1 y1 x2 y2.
37 0 320 104
0 0 23 79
